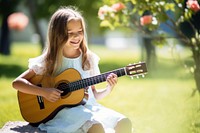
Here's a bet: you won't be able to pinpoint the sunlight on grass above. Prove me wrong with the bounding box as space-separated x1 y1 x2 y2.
98 79 197 133
0 78 24 125
0 42 199 133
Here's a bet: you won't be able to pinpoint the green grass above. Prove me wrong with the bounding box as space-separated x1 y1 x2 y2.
0 43 41 126
0 42 199 133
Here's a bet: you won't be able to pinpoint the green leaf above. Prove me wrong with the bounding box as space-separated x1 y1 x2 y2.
165 3 175 11
131 0 136 4
100 20 115 30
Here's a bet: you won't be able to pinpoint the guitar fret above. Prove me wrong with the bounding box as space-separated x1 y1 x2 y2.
96 76 100 83
77 81 81 89
91 78 94 85
84 79 89 87
71 84 75 91
88 78 91 86
100 75 104 82
82 80 85 88
79 80 83 88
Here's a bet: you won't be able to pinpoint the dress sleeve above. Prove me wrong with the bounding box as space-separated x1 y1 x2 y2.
89 52 101 76
28 55 46 75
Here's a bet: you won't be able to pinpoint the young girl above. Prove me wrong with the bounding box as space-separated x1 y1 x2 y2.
12 6 132 133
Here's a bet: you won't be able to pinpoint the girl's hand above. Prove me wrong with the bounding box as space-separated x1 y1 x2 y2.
43 88 63 102
106 73 118 93
91 73 118 100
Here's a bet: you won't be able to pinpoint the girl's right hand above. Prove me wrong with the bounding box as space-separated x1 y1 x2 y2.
43 88 63 102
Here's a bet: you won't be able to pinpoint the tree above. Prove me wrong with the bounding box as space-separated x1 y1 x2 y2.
98 0 200 93
0 0 21 55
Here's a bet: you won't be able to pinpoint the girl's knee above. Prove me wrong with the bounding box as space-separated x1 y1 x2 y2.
115 118 132 133
120 118 132 127
88 123 105 133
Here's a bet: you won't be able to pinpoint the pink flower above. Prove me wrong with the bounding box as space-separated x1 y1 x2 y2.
7 12 29 31
111 2 126 12
98 6 106 17
140 15 153 26
186 0 200 12
98 5 115 20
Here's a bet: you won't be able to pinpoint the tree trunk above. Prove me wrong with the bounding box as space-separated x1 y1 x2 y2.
141 36 157 70
192 45 200 93
0 14 11 55
26 0 45 50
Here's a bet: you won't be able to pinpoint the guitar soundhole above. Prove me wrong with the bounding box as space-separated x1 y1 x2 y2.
56 82 70 96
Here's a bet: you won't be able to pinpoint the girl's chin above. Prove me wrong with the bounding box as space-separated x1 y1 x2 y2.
70 43 80 49
72 46 80 50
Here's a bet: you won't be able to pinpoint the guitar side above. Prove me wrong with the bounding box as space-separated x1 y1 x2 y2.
17 68 85 125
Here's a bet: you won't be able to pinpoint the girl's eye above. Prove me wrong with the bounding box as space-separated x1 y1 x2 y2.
68 30 83 37
78 31 83 34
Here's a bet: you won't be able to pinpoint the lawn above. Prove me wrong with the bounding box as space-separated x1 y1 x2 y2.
0 42 199 133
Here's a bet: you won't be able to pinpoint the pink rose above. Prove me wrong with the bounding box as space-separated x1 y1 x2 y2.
111 2 126 12
186 0 200 12
98 5 115 20
140 15 153 26
8 12 29 31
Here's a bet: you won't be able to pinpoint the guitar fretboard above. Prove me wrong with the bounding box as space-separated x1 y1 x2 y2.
67 67 126 92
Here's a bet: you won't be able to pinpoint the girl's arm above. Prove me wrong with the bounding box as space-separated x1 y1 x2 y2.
12 69 63 102
92 73 118 100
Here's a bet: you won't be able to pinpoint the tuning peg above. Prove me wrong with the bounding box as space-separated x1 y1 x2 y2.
130 76 134 79
142 74 145 78
136 75 139 79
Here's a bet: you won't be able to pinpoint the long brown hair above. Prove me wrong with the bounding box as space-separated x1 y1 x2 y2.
43 6 90 76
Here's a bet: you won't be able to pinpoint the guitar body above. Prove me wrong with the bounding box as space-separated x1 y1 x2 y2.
17 68 85 126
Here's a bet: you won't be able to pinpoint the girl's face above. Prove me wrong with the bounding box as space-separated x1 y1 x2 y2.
66 19 84 50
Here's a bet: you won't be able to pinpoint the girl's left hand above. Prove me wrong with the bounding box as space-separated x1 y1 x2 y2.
106 73 118 93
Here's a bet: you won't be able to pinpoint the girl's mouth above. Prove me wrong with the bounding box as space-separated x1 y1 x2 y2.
70 40 80 44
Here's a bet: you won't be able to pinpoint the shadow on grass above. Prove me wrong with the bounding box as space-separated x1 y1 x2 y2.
195 122 200 128
0 64 25 78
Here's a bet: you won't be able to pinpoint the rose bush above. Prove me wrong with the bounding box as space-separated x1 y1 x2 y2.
98 0 200 95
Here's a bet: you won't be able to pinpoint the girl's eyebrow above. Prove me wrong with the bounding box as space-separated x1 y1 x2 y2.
68 28 83 32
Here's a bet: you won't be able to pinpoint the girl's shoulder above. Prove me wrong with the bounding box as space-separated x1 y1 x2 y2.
87 51 100 65
87 51 101 76
28 54 46 75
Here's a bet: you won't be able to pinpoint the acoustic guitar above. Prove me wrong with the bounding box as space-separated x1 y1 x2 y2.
17 62 147 126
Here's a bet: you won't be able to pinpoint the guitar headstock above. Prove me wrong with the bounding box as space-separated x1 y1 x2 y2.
125 62 147 78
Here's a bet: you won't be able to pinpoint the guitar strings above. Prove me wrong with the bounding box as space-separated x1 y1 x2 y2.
59 68 126 92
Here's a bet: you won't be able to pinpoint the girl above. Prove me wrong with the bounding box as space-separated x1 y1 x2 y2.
12 6 132 133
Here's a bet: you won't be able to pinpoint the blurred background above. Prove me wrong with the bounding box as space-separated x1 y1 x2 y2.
0 0 199 133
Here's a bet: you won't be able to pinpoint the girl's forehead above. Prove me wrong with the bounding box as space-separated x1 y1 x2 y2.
67 19 83 30
68 17 81 22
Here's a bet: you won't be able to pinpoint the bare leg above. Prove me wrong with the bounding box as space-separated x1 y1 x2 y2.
114 118 132 133
88 123 105 133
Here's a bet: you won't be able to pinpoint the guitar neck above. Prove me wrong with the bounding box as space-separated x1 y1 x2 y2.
68 67 126 92
57 62 147 93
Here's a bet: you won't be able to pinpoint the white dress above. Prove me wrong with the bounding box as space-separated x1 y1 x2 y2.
28 52 126 133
